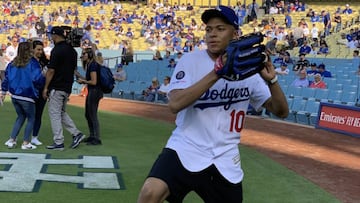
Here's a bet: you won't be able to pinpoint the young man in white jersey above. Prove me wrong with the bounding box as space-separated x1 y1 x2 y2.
137 5 289 203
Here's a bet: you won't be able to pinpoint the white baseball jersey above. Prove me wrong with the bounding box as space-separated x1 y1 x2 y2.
166 50 271 183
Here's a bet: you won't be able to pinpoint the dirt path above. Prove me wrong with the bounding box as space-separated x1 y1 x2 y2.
69 95 360 203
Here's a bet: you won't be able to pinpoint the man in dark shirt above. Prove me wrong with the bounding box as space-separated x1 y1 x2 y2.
42 26 85 151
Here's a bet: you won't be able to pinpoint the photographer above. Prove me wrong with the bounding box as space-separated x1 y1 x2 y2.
42 26 85 150
293 53 309 71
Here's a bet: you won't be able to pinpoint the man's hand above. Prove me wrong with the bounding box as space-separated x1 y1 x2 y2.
42 88 48 100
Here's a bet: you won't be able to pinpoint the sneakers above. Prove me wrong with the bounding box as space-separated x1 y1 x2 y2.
21 143 37 150
4 139 16 149
71 133 85 149
46 143 65 151
31 137 42 145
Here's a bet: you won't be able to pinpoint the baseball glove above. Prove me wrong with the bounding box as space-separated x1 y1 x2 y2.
214 32 267 81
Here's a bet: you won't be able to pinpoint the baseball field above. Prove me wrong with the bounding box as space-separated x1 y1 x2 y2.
0 95 358 203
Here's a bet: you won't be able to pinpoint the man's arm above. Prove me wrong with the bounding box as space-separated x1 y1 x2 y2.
260 61 289 118
168 70 219 114
42 68 54 100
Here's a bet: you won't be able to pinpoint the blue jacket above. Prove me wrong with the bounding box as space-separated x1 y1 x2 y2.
1 57 45 102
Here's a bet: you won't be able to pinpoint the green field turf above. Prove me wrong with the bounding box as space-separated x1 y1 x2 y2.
0 99 340 203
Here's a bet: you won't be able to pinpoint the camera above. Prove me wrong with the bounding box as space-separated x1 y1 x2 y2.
61 26 84 47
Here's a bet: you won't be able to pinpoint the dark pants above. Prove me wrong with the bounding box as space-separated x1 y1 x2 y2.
33 93 47 137
85 87 103 140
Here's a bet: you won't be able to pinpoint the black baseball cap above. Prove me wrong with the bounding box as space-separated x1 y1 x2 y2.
48 26 65 38
201 5 239 30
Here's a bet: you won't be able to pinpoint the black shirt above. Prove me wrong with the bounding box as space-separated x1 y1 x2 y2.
48 40 77 93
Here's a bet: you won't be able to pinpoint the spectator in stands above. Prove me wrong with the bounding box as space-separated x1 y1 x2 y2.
167 58 176 69
347 35 359 49
285 12 292 28
174 51 183 62
337 33 348 46
293 22 304 47
322 10 331 37
247 0 259 23
153 50 163 61
352 50 360 70
317 43 329 55
317 64 332 77
113 64 127 82
266 37 278 56
157 76 171 103
275 62 289 75
121 40 134 66
291 69 309 87
309 44 318 56
142 77 160 102
293 53 309 71
310 23 319 43
299 40 311 55
342 4 353 15
307 63 319 76
334 12 342 33
309 73 326 89
109 39 120 50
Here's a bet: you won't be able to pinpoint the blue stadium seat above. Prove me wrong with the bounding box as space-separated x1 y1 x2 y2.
314 88 329 101
285 96 307 123
296 99 320 125
327 90 343 103
341 91 357 104
301 88 316 100
286 86 303 98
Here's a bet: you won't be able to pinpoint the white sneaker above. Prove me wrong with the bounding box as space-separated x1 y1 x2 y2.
31 137 42 145
5 139 16 149
21 143 37 150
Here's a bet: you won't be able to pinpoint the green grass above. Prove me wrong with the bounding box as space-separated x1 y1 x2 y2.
0 99 340 203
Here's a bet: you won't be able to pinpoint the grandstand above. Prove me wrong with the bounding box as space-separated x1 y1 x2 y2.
1 0 359 127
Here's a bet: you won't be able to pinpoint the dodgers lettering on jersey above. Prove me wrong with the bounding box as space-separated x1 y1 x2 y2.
195 83 250 110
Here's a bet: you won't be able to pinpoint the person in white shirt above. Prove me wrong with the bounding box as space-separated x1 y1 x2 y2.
5 36 19 66
275 62 290 75
310 23 319 41
157 76 170 103
137 5 288 203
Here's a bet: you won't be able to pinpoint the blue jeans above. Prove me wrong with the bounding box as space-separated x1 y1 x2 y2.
10 98 36 142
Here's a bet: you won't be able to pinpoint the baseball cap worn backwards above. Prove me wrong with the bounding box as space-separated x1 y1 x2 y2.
201 5 239 30
48 26 65 37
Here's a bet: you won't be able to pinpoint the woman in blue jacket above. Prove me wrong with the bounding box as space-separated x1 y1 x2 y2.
1 42 45 150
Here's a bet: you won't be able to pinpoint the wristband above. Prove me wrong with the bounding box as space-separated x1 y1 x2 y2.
268 75 278 85
214 56 224 74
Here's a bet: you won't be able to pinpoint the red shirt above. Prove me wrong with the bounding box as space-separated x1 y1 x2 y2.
309 81 326 89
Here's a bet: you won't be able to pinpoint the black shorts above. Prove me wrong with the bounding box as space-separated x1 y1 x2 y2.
148 148 243 203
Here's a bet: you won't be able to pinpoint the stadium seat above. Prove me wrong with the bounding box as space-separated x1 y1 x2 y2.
286 86 303 98
314 88 329 101
340 91 357 104
296 99 320 125
327 90 343 103
285 96 307 123
301 88 316 100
